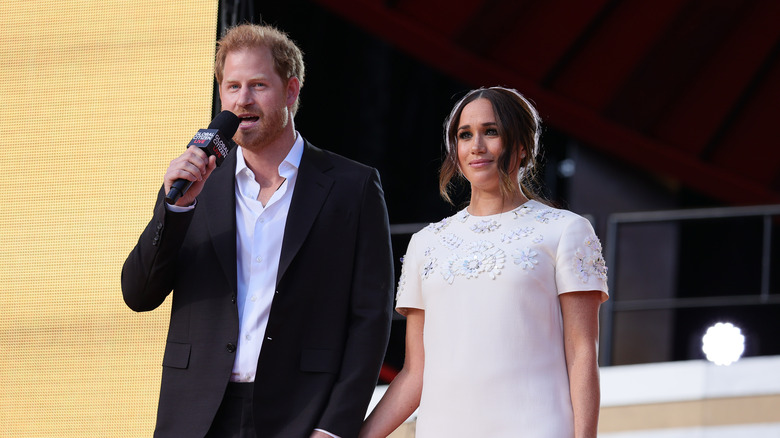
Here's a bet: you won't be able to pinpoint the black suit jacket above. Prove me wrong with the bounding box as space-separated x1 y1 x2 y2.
121 140 394 438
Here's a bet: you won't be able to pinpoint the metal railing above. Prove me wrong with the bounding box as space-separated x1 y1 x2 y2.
600 204 780 366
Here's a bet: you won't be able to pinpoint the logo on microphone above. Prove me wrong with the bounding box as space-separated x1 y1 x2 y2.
189 129 216 147
192 130 216 142
211 134 229 161
186 129 232 166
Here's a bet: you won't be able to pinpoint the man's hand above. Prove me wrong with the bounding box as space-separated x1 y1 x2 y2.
163 145 217 207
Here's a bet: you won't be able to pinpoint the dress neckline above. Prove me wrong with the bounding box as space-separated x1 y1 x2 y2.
462 199 535 219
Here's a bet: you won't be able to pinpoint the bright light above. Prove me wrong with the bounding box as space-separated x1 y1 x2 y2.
701 322 745 366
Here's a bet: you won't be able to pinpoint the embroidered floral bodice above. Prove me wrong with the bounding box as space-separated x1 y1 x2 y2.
395 200 608 438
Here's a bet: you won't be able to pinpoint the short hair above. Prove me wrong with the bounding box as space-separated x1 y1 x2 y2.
215 24 305 115
439 86 543 204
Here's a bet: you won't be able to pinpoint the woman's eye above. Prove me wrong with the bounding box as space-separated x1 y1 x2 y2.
486 128 499 136
458 131 472 140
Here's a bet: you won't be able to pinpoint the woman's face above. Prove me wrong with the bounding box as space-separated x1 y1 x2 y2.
456 98 509 192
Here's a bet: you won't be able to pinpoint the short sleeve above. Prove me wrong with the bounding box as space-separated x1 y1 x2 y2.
555 215 609 301
395 232 425 315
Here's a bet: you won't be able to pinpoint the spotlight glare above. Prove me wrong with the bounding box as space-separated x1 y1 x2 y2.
701 322 745 366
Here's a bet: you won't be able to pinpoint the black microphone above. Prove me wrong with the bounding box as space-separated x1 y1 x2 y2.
165 110 240 204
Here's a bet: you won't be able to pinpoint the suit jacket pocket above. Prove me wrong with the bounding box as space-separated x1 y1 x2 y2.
300 348 340 374
162 342 191 369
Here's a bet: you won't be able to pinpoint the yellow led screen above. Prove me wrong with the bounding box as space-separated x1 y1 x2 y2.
0 1 218 435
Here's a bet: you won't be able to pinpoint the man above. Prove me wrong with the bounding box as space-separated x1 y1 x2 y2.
122 24 394 438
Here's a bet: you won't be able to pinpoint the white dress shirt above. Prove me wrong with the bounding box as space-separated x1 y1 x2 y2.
231 134 303 382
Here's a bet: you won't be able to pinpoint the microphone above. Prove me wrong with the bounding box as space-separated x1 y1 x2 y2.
165 110 240 204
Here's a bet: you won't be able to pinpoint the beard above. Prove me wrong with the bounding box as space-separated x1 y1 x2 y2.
233 104 290 152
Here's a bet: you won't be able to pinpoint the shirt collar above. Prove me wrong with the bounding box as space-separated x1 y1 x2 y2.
235 131 304 178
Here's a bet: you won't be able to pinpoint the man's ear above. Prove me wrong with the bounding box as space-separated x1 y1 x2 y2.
286 77 300 108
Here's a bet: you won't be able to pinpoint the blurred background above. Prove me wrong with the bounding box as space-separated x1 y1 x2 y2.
1 0 778 436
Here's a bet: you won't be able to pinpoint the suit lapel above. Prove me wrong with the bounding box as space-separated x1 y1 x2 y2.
202 150 239 295
277 141 334 285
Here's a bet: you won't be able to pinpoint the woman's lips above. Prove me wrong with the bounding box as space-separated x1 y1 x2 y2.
469 159 493 168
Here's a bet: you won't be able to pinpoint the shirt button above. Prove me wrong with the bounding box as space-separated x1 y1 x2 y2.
256 256 263 263
245 334 252 341
250 295 257 302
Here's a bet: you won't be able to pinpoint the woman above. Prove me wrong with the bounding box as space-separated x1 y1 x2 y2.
360 87 608 438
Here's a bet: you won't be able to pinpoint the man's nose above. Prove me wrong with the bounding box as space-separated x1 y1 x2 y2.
237 87 252 106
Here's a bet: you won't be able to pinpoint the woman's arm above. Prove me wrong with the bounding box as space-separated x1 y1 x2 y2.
359 309 425 438
560 290 603 438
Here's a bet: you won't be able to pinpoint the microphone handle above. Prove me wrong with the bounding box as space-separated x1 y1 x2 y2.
165 179 192 204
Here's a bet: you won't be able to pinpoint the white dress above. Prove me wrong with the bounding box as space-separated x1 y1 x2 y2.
395 200 609 437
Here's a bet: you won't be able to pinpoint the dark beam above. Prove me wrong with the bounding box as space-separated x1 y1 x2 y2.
312 0 780 205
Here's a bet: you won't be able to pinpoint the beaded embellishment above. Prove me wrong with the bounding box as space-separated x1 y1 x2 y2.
421 258 437 279
535 209 563 224
500 227 535 243
512 203 535 218
443 241 505 284
440 233 463 250
573 234 608 283
513 247 539 271
395 260 408 300
427 217 453 234
470 219 501 234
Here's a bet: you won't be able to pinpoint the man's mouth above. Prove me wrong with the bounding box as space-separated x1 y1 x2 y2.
238 115 260 126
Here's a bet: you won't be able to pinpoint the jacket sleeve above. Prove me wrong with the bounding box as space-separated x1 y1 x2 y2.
316 168 395 437
121 187 195 312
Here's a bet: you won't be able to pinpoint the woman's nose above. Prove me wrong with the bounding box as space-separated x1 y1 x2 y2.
472 135 486 153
